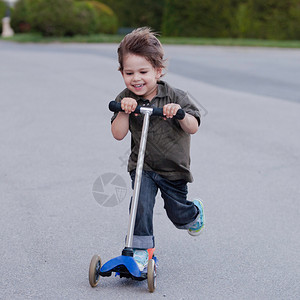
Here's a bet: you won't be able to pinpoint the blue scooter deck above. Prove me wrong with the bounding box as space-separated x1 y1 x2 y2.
100 255 157 281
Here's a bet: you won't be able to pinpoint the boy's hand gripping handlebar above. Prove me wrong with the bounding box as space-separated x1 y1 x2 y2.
109 100 185 120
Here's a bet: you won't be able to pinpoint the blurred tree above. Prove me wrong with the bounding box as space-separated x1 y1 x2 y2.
0 0 6 18
11 0 35 33
7 0 300 39
74 1 118 34
32 0 75 36
235 0 300 39
100 0 164 32
162 0 236 37
73 1 98 35
83 1 118 34
11 0 118 36
0 0 7 32
162 0 300 39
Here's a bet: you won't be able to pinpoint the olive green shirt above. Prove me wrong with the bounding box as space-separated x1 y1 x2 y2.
111 80 201 182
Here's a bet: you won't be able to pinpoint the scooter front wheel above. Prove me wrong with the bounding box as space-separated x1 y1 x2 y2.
147 258 156 293
89 255 102 287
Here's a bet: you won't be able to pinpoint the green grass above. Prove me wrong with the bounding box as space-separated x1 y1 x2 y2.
0 33 124 43
1 33 300 48
161 37 300 48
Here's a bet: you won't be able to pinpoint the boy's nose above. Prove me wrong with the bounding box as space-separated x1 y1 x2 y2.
133 73 141 81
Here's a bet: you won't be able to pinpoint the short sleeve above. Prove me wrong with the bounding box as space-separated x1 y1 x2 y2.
175 90 201 126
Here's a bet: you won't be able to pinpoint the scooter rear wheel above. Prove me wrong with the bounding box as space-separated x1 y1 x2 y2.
89 255 102 287
147 258 156 293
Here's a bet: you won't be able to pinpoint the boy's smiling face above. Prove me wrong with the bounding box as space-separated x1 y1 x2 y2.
121 54 162 101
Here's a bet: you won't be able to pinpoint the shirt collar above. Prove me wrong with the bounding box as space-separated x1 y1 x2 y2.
156 80 167 98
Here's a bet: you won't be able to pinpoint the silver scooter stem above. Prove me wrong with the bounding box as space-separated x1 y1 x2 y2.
125 107 153 248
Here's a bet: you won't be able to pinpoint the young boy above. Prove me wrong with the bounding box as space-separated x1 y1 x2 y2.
111 27 205 271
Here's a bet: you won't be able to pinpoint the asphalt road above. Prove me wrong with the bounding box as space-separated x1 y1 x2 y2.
0 41 299 299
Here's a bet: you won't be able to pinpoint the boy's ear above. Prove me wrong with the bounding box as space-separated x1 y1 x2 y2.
156 68 163 79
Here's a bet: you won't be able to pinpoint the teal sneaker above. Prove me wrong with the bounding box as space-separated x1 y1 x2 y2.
188 199 205 236
133 249 149 271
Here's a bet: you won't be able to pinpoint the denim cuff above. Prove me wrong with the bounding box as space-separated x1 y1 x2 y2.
132 235 155 249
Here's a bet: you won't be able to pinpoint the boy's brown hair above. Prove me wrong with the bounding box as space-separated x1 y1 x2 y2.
117 27 166 74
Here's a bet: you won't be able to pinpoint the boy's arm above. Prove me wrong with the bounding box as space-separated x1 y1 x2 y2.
163 103 198 134
178 113 199 134
111 112 129 140
111 97 137 140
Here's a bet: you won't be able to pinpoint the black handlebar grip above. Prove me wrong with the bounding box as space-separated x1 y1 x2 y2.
151 107 185 120
109 101 185 120
175 109 186 120
108 100 122 112
109 101 141 114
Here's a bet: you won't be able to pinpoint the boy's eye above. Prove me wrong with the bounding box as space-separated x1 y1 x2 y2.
140 71 147 74
125 72 133 75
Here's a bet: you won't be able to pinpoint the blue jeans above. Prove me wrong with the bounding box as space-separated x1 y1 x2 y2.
129 170 199 249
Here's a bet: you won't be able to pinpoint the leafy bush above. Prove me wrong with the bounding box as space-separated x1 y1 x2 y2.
73 1 98 35
72 0 118 34
162 0 300 40
162 0 235 38
0 0 6 18
101 0 163 32
0 0 8 32
11 0 75 35
84 1 118 34
233 2 252 38
10 0 118 36
8 0 300 40
11 0 35 33
32 0 76 36
232 0 300 40
289 3 300 40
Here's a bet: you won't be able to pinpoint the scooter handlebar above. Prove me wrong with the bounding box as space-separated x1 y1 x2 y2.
109 101 185 120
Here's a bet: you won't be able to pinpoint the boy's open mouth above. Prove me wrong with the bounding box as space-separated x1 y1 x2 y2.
133 84 144 88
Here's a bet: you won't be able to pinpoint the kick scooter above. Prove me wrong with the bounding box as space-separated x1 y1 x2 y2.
88 100 185 292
